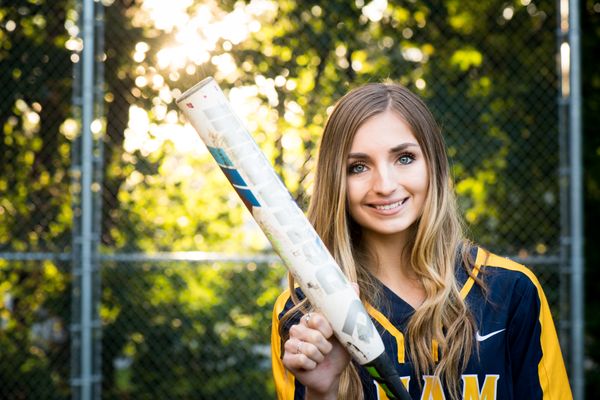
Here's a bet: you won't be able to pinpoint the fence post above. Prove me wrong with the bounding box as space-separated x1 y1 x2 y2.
568 0 584 398
71 0 102 398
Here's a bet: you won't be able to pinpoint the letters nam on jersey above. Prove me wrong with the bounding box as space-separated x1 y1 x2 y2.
403 374 499 400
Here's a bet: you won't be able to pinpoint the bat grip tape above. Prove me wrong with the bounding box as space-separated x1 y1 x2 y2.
365 352 412 400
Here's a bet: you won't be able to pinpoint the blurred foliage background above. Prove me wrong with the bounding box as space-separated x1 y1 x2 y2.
0 0 597 398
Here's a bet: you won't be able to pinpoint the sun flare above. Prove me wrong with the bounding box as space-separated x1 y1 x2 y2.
124 1 278 158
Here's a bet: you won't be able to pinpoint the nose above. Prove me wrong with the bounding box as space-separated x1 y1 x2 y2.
372 165 398 195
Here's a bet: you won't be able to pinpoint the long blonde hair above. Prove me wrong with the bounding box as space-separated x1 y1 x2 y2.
281 83 477 399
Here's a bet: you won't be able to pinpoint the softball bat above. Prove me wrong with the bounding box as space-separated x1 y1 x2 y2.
176 77 410 400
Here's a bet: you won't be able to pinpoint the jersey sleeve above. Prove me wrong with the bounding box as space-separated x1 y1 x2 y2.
507 272 572 399
271 289 305 400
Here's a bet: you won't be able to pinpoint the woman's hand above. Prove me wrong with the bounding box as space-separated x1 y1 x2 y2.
282 312 352 400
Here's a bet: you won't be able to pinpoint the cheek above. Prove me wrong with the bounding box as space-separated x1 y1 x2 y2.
415 165 429 195
346 180 360 206
419 174 429 195
404 170 428 194
345 180 367 220
346 175 360 195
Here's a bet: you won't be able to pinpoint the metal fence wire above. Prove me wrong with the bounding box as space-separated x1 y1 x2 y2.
0 0 582 399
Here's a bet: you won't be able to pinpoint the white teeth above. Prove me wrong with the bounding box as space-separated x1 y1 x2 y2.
374 199 404 210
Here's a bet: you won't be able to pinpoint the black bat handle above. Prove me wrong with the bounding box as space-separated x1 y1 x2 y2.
365 352 412 400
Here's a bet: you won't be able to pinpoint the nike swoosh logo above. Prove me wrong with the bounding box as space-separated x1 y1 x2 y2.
475 328 506 342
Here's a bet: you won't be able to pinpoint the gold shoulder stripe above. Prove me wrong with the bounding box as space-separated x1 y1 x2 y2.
432 339 439 362
366 304 406 364
271 289 297 400
459 247 486 299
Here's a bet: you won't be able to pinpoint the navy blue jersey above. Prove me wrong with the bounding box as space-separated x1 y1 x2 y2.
271 246 572 399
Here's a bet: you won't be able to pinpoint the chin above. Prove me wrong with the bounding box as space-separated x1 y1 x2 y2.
363 225 414 238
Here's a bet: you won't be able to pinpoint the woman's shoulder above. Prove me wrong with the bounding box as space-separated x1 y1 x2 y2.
471 246 544 297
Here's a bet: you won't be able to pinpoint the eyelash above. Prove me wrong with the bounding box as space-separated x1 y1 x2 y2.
347 162 367 175
347 152 416 175
397 152 416 165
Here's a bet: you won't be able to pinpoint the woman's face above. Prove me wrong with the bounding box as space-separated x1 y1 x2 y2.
346 109 429 242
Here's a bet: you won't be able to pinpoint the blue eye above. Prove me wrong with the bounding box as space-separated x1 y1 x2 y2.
398 153 415 165
348 163 367 174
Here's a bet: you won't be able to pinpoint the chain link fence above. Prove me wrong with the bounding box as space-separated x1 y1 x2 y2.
0 0 580 398
99 258 282 399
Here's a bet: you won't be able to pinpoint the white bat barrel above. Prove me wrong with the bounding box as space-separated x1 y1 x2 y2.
176 77 385 365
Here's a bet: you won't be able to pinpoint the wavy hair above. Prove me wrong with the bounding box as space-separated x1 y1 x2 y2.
280 83 477 399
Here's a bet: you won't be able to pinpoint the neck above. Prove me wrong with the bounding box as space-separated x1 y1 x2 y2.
362 230 415 280
362 230 426 309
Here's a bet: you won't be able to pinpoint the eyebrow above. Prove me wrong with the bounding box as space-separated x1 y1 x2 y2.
347 142 420 160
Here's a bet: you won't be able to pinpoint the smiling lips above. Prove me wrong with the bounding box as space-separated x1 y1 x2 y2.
370 198 409 212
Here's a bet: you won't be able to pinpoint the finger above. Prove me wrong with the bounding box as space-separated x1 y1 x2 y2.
283 338 304 356
283 351 317 371
296 339 326 363
283 340 317 370
289 324 333 355
301 312 312 327
304 312 334 340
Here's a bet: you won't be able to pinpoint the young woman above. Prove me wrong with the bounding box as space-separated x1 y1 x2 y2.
270 83 572 399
